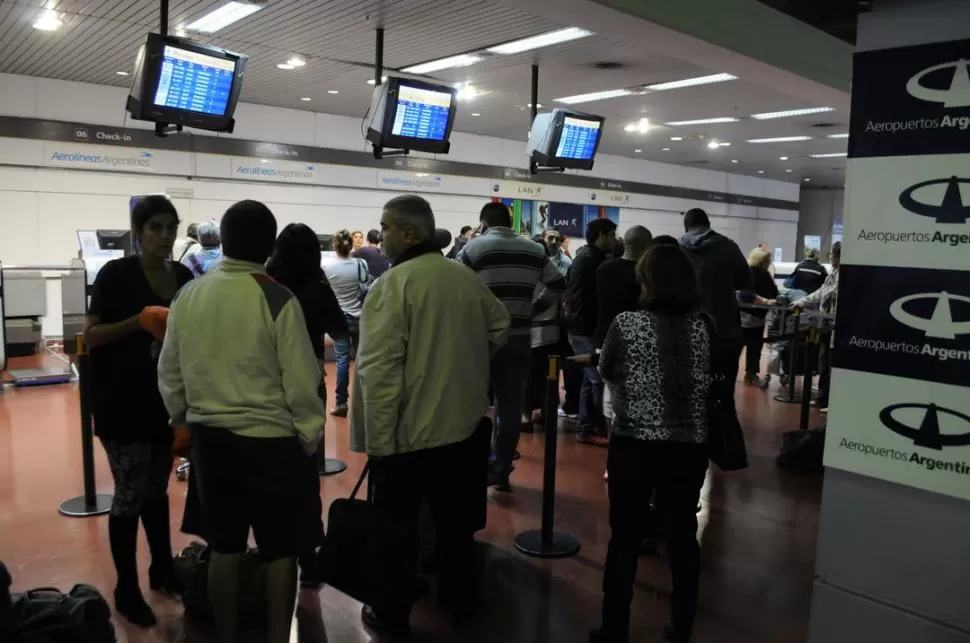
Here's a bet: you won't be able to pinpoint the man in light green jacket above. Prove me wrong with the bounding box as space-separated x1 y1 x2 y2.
350 194 509 638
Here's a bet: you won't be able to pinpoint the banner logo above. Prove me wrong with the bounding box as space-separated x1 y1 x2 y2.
880 403 970 450
889 291 970 339
906 59 970 108
899 176 970 224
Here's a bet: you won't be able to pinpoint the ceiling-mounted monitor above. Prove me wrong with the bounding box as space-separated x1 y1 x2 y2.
126 33 248 134
527 108 605 171
365 77 458 156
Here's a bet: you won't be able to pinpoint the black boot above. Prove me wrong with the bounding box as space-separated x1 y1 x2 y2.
141 496 183 597
109 515 157 627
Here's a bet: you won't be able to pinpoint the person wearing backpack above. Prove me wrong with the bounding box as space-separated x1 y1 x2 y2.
324 229 373 417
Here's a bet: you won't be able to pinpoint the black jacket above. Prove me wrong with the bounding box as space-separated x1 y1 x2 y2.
787 259 828 294
680 229 752 340
564 244 609 337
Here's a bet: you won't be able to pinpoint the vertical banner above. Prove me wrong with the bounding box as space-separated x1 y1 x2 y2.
825 38 970 501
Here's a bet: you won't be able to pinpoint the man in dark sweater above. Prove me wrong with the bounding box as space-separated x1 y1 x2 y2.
680 208 752 386
351 229 391 278
564 218 617 445
594 225 653 347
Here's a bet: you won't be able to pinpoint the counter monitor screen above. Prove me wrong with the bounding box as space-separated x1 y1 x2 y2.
391 84 453 141
96 229 132 255
555 116 602 161
153 45 235 116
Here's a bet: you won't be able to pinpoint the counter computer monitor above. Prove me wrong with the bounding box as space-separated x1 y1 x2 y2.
527 108 605 171
317 234 333 252
96 230 132 256
126 33 248 133
365 77 458 154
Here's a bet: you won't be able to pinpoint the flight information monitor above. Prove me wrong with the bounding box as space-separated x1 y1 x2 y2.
391 84 453 141
555 116 602 160
153 45 235 116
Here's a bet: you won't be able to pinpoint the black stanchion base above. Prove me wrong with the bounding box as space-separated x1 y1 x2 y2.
59 494 113 517
319 458 348 476
774 393 804 404
513 530 581 559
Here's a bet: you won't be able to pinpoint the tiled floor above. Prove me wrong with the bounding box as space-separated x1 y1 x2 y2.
0 354 825 642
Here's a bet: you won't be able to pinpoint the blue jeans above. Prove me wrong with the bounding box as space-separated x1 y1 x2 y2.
333 314 359 406
568 334 605 436
490 335 532 475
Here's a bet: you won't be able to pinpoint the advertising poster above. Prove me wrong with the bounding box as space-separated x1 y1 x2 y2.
546 202 585 239
825 37 970 501
583 205 621 228
493 198 535 236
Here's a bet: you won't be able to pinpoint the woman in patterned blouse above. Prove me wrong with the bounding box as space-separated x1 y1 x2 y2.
591 243 712 643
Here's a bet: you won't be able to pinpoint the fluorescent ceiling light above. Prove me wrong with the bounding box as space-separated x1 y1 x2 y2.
471 112 481 117
786 169 793 173
487 27 593 55
661 147 670 151
827 133 849 139
278 64 295 70
707 140 721 149
457 84 480 101
33 9 62 31
623 118 651 134
186 1 262 34
116 71 129 76
757 170 765 174
647 73 737 91
751 106 834 120
665 117 738 126
731 159 739 163
804 178 811 182
402 53 481 75
300 97 311 102
634 149 642 153
286 57 306 68
670 136 684 141
809 152 848 158
367 76 389 85
718 142 731 147
327 90 339 95
779 156 789 160
746 136 812 143
555 88 633 104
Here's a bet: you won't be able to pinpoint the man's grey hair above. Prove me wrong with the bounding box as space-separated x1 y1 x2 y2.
384 195 436 242
623 225 653 258
197 221 220 248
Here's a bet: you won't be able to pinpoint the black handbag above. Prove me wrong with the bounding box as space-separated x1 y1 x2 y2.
172 542 267 624
318 463 419 612
703 316 749 472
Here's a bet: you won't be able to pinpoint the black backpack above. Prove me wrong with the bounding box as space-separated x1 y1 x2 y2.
11 584 115 643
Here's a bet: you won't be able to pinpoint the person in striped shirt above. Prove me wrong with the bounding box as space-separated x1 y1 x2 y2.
457 202 566 491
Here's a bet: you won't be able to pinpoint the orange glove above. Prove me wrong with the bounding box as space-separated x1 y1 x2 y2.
139 306 169 341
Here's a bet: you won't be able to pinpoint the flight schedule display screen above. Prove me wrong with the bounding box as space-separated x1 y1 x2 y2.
391 85 452 141
153 45 235 116
555 116 601 160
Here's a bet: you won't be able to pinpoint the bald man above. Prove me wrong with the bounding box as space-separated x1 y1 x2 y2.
593 225 653 347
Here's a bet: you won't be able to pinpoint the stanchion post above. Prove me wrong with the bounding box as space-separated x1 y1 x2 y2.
59 334 112 517
514 354 580 558
799 325 818 431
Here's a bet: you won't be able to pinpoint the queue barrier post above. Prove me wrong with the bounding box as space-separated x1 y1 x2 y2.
798 325 818 431
317 437 347 477
59 334 113 517
514 355 581 558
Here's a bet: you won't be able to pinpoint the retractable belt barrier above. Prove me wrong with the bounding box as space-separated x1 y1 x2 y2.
58 334 113 517
514 354 581 558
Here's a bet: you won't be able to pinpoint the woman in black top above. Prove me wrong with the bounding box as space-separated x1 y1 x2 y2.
266 223 348 586
738 247 779 388
85 195 193 627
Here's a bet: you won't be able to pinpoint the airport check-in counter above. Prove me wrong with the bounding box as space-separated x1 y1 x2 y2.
1 266 47 357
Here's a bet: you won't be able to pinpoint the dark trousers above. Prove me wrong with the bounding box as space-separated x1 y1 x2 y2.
524 342 559 416
741 326 766 377
601 437 708 641
817 332 832 406
713 337 743 389
368 421 491 623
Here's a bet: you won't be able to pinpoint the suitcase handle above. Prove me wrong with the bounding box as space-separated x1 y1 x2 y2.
25 587 65 599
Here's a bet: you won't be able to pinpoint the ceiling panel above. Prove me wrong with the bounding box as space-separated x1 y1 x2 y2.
0 0 846 185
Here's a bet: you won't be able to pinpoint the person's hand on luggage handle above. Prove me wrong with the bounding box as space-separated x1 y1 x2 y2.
568 353 596 366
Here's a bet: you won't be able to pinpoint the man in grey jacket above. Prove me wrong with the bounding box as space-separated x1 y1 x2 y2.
680 208 752 386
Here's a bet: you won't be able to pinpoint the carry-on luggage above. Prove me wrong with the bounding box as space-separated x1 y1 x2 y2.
10 584 115 643
1 561 13 642
776 428 825 473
